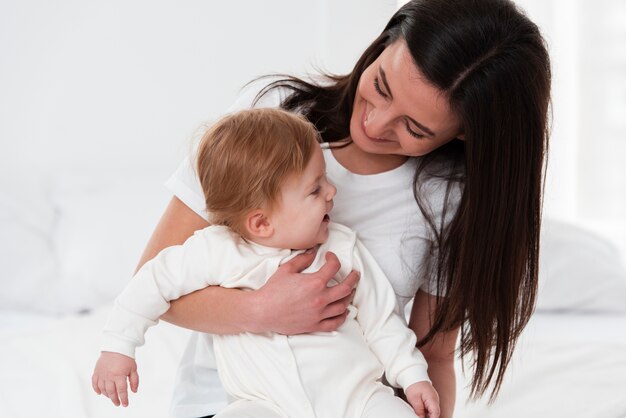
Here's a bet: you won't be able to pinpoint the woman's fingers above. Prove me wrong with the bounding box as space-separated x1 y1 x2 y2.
318 268 359 318
314 287 355 332
279 247 317 274
307 254 360 331
312 252 341 284
326 269 359 300
322 289 355 319
256 250 360 335
317 310 350 332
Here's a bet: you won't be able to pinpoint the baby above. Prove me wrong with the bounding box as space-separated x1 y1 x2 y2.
92 108 440 418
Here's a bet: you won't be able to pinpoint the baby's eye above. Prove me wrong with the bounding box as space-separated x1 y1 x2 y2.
310 187 321 195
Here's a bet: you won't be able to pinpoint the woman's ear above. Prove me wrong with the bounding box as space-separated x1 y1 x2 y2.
245 209 274 239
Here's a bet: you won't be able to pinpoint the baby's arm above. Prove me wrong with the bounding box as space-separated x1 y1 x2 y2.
92 227 228 406
101 228 227 357
351 239 440 417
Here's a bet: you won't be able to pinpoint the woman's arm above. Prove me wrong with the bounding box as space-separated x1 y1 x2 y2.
409 290 460 418
137 197 359 335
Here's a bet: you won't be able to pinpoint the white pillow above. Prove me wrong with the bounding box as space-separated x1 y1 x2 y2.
0 173 59 313
1 168 172 315
48 169 172 314
536 219 626 313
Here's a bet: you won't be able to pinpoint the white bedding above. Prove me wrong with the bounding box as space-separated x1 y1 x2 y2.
0 308 190 418
455 313 626 418
1 308 625 418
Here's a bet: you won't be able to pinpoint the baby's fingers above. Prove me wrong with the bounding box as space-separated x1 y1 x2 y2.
130 370 139 393
115 376 130 407
412 399 426 418
104 380 121 406
92 374 101 395
424 397 441 418
97 379 107 399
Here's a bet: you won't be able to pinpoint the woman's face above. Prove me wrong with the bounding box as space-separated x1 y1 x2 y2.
350 39 463 157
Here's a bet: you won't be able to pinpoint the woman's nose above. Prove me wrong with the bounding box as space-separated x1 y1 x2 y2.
364 106 391 138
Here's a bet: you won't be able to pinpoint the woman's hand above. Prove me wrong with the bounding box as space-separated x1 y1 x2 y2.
251 250 360 335
149 197 359 335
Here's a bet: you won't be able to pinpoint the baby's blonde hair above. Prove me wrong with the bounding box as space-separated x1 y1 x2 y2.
196 108 320 235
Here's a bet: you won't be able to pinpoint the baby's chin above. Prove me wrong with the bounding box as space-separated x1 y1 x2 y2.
292 237 328 252
290 225 330 250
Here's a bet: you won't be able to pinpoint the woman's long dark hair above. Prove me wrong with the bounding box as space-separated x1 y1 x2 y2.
257 0 551 400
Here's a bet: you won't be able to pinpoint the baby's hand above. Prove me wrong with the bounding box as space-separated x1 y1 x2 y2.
92 351 139 407
405 381 440 418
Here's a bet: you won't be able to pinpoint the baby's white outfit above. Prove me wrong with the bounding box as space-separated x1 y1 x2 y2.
102 223 429 418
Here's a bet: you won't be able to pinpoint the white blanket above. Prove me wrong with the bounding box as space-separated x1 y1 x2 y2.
455 313 626 417
1 309 625 418
0 308 189 418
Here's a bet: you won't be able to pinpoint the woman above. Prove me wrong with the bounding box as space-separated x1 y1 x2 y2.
135 1 551 417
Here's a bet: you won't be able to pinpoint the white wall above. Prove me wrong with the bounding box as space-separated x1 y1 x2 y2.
2 0 625 260
514 0 626 260
0 0 397 175
0 0 399 312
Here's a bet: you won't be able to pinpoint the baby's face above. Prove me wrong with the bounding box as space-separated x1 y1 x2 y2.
268 144 336 250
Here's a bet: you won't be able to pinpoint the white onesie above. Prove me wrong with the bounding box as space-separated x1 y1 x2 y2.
102 223 429 418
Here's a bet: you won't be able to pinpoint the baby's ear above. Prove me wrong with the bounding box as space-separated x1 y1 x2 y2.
245 209 274 239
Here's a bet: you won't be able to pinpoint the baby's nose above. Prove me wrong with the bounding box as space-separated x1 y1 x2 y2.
327 184 337 199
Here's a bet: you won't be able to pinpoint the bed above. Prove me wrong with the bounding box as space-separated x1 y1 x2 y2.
1 170 625 417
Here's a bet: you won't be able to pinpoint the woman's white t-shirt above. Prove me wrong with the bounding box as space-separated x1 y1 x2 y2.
164 81 459 417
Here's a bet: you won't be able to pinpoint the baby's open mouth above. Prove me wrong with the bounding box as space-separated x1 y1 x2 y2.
322 214 330 222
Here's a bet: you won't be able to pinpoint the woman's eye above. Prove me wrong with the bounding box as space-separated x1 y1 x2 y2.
406 121 426 139
373 77 388 98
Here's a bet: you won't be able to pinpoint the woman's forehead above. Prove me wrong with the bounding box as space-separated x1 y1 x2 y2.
378 40 460 137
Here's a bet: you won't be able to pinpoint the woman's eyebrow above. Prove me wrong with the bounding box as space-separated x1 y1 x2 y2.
379 67 395 99
380 67 436 137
